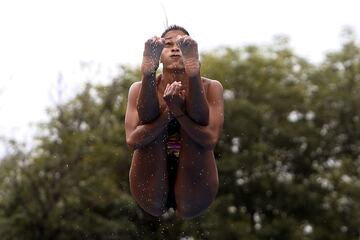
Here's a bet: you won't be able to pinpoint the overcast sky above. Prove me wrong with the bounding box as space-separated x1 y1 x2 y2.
0 0 359 153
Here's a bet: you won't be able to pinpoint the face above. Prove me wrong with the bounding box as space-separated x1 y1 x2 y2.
160 30 187 71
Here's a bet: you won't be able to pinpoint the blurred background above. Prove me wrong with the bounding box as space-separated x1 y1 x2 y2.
1 0 360 239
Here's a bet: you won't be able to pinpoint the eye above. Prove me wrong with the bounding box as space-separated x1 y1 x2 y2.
165 42 172 47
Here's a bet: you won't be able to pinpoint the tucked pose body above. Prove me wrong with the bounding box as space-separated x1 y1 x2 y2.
125 25 224 219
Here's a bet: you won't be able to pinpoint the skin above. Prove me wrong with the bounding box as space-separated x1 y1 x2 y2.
125 29 224 219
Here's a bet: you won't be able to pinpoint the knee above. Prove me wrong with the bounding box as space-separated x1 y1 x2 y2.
130 188 168 217
137 199 167 217
175 197 215 219
142 205 167 217
175 182 218 219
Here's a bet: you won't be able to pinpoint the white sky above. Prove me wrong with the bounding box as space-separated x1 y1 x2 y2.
0 0 359 153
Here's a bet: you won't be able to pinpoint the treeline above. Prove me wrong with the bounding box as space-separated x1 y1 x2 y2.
1 34 360 240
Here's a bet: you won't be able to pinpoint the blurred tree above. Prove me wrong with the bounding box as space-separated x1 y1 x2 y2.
305 32 360 240
0 67 141 240
201 39 321 240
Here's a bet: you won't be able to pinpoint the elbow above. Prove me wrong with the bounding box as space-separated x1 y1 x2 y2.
126 140 135 151
127 144 136 151
189 110 209 126
126 137 140 151
201 137 218 150
196 114 210 126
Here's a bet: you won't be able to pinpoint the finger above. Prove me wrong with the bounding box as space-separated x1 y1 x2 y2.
168 81 181 95
170 81 182 88
173 81 182 89
163 83 170 97
167 84 177 95
167 86 180 98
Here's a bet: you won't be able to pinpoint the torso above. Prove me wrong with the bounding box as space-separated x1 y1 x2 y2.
156 74 212 113
135 75 214 158
162 75 214 157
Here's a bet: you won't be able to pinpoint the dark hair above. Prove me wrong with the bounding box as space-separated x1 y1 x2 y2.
161 25 190 38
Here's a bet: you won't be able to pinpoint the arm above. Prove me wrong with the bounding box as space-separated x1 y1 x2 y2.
186 75 209 126
137 73 160 124
177 36 209 125
125 82 170 150
137 37 165 123
166 80 224 149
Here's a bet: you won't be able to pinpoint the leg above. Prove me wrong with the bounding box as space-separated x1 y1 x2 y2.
129 140 169 216
174 147 219 219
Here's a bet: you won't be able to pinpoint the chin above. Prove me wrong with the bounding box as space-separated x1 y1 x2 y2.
167 64 185 71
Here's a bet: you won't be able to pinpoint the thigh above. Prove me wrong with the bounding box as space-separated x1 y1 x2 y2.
129 139 169 216
174 134 219 218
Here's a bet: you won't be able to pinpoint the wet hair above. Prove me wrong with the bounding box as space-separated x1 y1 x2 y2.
161 25 190 38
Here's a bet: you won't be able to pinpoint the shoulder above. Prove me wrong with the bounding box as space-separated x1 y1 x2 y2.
128 81 142 101
201 77 224 93
128 81 142 94
129 81 142 91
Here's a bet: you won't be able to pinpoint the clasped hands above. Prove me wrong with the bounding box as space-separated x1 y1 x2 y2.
163 81 186 120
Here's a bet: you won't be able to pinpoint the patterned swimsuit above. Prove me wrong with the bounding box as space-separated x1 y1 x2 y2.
166 118 181 156
166 118 181 209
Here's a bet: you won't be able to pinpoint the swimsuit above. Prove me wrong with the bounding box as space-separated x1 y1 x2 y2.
166 118 181 209
166 118 181 156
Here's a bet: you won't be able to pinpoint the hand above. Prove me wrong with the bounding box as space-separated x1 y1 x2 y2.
176 36 200 76
141 36 165 75
163 81 186 116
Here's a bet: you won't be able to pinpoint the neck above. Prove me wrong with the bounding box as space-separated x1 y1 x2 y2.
158 68 188 93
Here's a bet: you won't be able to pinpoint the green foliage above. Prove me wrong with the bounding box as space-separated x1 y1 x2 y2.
1 36 360 239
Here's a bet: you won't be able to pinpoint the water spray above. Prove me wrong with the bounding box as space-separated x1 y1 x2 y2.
160 0 169 29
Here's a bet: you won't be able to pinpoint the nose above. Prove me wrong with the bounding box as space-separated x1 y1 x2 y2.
171 45 180 52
